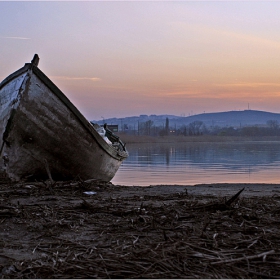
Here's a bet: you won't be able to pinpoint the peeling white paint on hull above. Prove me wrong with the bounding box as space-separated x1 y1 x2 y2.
0 55 128 182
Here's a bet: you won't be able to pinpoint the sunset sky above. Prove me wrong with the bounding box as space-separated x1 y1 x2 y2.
1 1 280 121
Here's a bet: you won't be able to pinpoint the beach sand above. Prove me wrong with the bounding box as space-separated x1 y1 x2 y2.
107 182 280 198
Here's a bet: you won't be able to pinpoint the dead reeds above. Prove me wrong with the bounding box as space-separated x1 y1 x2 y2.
0 181 280 278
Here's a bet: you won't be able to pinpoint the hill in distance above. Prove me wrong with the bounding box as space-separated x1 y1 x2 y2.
92 110 280 129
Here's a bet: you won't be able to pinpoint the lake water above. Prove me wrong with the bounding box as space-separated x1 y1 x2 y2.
112 141 280 186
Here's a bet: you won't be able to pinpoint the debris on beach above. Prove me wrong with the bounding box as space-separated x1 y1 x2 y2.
0 181 280 278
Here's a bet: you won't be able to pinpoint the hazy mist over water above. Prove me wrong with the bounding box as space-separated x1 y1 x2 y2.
112 142 280 186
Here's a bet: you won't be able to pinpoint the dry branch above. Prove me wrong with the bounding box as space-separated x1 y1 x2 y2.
211 250 276 265
187 187 245 212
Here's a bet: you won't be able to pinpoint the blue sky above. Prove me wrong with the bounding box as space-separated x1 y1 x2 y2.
1 1 280 120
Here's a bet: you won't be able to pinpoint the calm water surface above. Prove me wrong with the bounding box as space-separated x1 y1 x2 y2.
112 141 280 186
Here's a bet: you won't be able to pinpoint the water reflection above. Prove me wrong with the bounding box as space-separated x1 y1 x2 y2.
112 142 280 186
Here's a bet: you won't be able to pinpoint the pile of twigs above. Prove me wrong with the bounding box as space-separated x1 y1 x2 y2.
0 180 280 278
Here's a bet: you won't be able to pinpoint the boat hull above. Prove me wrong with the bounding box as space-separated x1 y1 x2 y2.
0 58 128 182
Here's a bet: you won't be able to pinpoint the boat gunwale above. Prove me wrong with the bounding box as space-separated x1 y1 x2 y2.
0 63 30 90
0 62 128 161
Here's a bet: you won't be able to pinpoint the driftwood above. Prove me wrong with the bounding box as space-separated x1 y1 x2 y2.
187 187 245 212
0 181 279 279
43 159 54 185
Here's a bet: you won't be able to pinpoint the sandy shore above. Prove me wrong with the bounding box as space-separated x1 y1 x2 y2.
110 183 280 198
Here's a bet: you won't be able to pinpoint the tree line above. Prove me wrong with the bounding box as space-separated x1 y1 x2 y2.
121 118 280 137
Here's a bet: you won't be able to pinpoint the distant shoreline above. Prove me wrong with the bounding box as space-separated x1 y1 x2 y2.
117 134 280 144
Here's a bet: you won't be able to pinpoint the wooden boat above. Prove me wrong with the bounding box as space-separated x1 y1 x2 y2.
0 54 128 182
